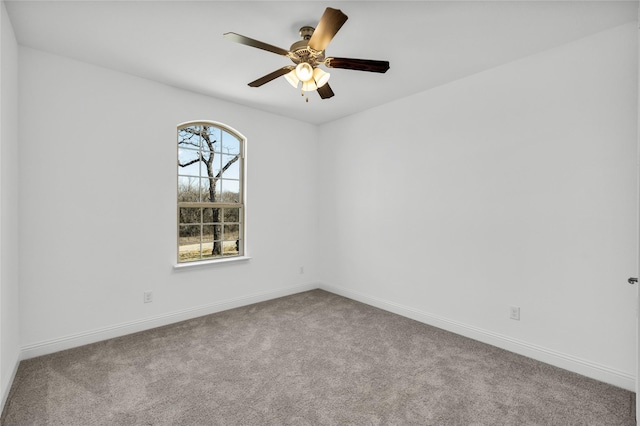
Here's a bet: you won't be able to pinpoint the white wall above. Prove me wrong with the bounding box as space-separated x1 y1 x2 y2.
0 0 20 409
318 23 638 389
17 47 319 355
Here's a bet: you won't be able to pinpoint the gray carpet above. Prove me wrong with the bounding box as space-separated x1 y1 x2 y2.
1 289 635 425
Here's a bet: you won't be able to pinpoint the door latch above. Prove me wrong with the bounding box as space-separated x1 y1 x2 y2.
628 277 638 285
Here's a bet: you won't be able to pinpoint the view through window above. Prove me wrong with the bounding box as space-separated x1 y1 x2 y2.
177 122 245 263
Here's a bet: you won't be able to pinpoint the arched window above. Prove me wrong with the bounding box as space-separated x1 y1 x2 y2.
177 121 245 263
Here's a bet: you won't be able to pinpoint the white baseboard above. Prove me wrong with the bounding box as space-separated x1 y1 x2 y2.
319 283 636 391
20 282 318 360
1 355 20 414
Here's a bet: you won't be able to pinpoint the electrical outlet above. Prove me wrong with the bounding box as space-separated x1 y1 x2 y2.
510 306 520 321
144 291 153 303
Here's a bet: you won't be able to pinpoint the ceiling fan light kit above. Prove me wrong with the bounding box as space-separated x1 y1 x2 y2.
223 7 390 101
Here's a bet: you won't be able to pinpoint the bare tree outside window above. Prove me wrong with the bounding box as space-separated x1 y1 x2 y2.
177 122 244 263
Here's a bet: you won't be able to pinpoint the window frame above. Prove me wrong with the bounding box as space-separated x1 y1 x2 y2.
176 120 247 265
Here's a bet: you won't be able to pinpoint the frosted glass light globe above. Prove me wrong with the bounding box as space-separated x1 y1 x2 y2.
284 70 300 88
295 62 314 82
313 68 330 88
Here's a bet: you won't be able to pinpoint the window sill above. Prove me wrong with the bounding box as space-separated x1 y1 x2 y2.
173 256 251 270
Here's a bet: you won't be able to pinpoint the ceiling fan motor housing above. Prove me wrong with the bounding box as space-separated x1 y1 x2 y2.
289 26 325 66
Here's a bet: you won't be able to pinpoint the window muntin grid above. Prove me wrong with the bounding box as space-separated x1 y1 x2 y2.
177 122 245 263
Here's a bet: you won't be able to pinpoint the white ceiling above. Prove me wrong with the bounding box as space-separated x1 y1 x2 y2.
5 1 638 125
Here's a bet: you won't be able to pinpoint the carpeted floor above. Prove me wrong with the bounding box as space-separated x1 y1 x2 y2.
1 289 635 425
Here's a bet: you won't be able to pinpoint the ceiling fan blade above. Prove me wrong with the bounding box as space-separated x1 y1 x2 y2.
308 8 348 52
223 32 290 56
317 83 335 99
325 57 390 73
248 66 294 87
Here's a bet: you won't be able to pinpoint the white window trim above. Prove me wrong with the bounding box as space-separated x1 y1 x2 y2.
177 120 247 265
173 255 251 270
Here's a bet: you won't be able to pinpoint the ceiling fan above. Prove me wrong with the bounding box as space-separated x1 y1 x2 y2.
223 7 390 101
